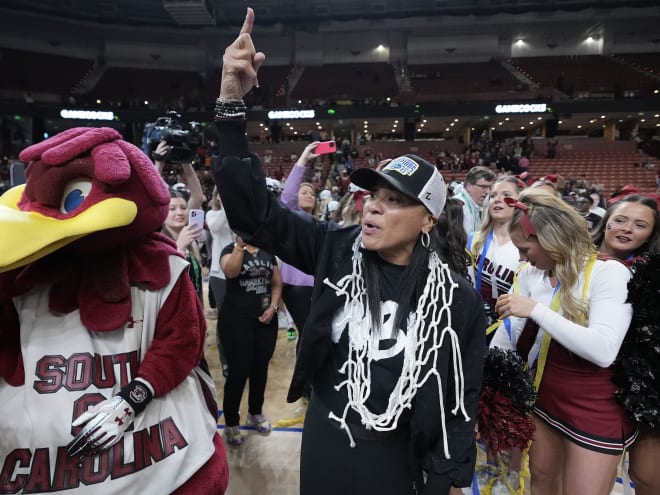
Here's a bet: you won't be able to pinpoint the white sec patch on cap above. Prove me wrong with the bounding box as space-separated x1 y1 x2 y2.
384 156 419 176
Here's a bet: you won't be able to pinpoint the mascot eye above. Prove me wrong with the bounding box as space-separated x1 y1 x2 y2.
60 179 93 214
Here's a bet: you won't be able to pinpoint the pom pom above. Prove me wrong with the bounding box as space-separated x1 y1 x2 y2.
477 347 537 453
482 347 536 412
615 253 660 429
478 389 536 454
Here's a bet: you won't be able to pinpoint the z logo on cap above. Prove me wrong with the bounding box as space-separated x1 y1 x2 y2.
384 156 419 176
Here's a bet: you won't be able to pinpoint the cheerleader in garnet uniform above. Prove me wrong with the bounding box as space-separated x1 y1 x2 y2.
490 189 634 495
594 194 660 495
468 176 528 488
468 176 525 336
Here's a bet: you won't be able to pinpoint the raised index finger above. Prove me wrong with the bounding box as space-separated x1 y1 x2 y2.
239 7 255 35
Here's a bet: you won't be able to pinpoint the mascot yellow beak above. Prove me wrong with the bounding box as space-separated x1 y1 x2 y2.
0 185 138 273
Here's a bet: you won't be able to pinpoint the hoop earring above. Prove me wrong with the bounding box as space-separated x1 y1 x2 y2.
421 231 430 249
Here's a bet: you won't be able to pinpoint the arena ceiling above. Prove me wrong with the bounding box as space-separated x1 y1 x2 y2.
0 0 657 29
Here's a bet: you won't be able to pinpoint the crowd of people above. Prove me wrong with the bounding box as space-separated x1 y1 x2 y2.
134 102 660 495
129 10 660 494
4 7 660 495
160 9 659 495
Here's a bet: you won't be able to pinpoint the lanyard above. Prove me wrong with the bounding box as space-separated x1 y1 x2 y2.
530 282 560 390
475 230 493 290
477 230 515 338
532 256 596 391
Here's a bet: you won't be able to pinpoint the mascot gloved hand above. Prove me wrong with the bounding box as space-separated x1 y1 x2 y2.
68 379 153 457
0 127 228 494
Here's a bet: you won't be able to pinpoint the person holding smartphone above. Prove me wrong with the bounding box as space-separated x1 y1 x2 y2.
279 140 320 340
155 139 207 302
271 140 322 425
161 189 205 302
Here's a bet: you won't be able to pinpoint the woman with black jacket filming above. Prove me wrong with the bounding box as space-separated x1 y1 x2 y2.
211 9 486 495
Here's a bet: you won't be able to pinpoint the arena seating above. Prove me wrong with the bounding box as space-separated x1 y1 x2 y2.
0 48 95 96
525 139 657 197
407 61 522 101
290 63 398 101
87 66 203 105
616 52 660 78
249 138 657 199
509 55 657 97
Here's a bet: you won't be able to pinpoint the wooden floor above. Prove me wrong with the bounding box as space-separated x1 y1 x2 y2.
205 308 303 495
202 302 635 495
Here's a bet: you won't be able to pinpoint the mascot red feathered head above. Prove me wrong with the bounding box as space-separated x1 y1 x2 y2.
0 127 178 384
0 127 170 271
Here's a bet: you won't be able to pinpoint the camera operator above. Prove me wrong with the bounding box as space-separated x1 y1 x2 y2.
154 140 204 210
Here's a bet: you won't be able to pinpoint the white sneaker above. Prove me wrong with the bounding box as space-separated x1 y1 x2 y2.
224 425 243 446
246 413 272 434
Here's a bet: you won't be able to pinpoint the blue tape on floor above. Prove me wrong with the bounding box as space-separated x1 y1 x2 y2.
217 411 304 432
216 424 304 433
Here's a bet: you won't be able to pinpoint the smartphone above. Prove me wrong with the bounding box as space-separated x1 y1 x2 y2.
315 141 336 155
188 209 205 230
10 162 26 186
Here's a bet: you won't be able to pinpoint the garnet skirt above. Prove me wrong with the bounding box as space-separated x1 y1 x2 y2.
533 342 637 455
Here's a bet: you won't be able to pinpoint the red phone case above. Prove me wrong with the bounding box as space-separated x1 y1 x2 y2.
315 141 336 154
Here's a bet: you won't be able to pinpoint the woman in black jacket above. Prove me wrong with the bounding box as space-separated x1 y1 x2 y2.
212 9 486 495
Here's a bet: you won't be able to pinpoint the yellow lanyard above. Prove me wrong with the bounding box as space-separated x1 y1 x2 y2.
532 256 596 391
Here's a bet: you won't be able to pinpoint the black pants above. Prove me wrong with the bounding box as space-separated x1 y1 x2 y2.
301 396 422 495
218 307 277 426
209 276 228 364
282 284 313 352
282 284 314 397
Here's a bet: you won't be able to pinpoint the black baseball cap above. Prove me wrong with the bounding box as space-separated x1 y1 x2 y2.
350 154 446 218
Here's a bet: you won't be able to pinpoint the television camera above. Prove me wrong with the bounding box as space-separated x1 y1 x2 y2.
142 111 202 164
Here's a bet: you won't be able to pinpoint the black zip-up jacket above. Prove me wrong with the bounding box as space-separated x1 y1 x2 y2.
213 120 486 488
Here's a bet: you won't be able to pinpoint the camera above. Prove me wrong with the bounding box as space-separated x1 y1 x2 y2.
142 111 202 164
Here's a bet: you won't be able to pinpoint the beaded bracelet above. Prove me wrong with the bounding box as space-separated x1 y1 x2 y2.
214 98 247 121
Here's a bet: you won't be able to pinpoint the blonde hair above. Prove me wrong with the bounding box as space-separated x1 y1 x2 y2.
298 181 320 217
511 188 596 323
338 191 363 226
471 176 523 257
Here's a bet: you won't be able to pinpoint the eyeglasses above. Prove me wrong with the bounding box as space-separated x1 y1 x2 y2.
472 182 492 191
